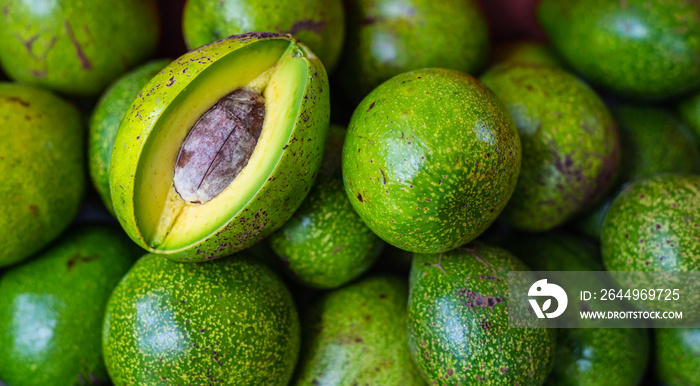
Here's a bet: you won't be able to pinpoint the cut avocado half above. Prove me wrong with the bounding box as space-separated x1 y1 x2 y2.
110 33 330 262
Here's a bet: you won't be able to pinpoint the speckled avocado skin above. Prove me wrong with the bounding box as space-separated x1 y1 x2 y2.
338 0 489 102
342 68 521 254
269 175 384 289
0 226 139 386
655 328 700 386
0 82 85 267
601 174 700 271
183 0 344 73
538 0 700 100
294 275 425 385
0 0 160 96
102 252 300 385
480 63 618 231
89 59 170 216
408 243 555 385
505 233 649 386
678 90 700 139
574 106 700 240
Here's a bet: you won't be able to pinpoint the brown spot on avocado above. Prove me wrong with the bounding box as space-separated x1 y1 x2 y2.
28 205 39 217
284 19 327 35
66 253 98 273
357 193 363 202
330 245 346 254
64 21 92 70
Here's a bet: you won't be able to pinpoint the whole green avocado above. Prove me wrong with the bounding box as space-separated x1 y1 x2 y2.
538 0 700 100
655 328 700 386
294 275 425 385
408 243 555 385
0 82 84 267
89 59 170 215
0 0 160 96
342 68 521 254
0 226 139 386
602 174 700 271
183 0 344 73
480 63 618 231
338 0 489 102
102 252 300 385
505 233 649 386
573 106 700 239
269 127 384 288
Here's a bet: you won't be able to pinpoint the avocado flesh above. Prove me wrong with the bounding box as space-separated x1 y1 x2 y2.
133 41 308 251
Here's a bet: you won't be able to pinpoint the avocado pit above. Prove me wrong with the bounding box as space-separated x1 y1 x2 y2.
173 89 266 204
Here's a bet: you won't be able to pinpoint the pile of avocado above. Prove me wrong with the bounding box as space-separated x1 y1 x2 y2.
0 0 699 385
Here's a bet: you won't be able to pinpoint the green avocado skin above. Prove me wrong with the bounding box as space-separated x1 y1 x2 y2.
102 252 300 385
601 174 700 271
183 0 344 72
573 106 700 240
343 68 521 254
89 59 170 216
294 275 425 385
0 82 85 267
269 175 384 289
614 106 700 183
678 90 700 139
408 243 555 385
490 41 563 68
655 328 700 386
338 0 489 102
538 0 700 100
504 233 649 386
480 63 618 231
0 226 139 386
0 0 160 97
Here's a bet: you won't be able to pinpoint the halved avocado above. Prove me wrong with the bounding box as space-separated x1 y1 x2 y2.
110 33 330 262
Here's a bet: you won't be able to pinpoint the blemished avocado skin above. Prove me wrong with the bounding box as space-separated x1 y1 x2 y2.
110 33 330 262
0 82 84 267
89 59 170 215
270 125 383 289
480 63 618 231
0 0 160 97
601 174 700 272
102 252 300 385
574 106 700 240
338 0 489 102
408 243 555 385
656 328 700 386
678 90 700 139
538 0 700 100
0 226 139 386
505 233 650 386
183 0 345 73
342 68 521 254
293 276 425 385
